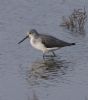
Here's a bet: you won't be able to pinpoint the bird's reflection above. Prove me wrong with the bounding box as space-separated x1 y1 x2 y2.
26 57 71 86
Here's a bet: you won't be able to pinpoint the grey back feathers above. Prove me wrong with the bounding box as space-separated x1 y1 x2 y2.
39 34 75 48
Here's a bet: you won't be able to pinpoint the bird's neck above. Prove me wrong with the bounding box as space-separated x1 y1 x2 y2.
30 36 36 43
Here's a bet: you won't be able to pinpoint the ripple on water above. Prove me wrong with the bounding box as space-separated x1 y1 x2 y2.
22 56 74 87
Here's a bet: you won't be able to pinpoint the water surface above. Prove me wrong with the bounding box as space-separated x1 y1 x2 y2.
0 0 88 100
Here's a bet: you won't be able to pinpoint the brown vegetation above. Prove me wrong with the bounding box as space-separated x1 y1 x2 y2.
60 8 87 32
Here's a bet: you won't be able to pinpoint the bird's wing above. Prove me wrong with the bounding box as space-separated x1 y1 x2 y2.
40 34 71 48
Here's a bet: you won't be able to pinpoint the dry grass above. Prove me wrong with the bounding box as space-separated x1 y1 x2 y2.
60 8 87 33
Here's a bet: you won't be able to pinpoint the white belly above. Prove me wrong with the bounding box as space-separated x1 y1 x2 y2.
30 38 59 53
30 38 46 52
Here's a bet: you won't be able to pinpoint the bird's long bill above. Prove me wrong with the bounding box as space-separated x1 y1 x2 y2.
18 35 29 44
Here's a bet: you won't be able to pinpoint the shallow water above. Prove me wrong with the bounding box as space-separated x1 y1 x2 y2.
0 0 88 100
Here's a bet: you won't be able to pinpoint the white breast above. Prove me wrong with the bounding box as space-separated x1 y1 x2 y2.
30 38 47 52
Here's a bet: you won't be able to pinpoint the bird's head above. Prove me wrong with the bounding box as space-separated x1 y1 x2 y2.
27 29 39 38
18 29 39 44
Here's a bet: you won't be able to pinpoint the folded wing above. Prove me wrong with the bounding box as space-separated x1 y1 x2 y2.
40 34 75 48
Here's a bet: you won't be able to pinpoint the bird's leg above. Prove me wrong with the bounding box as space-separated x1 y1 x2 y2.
43 52 49 59
43 52 56 59
43 52 46 59
52 51 56 57
43 53 45 59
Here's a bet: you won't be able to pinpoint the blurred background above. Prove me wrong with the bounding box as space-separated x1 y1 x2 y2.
0 0 88 100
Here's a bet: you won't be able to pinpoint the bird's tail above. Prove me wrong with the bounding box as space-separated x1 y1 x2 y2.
70 43 76 45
